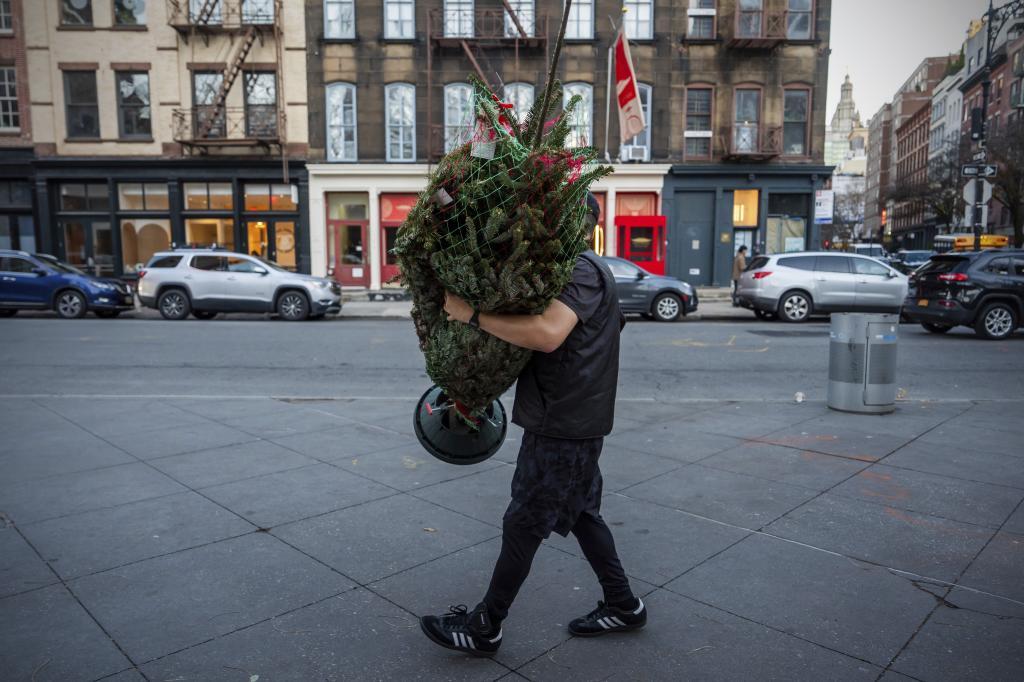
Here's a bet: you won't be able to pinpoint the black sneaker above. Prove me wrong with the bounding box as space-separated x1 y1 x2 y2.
568 598 647 637
419 603 502 656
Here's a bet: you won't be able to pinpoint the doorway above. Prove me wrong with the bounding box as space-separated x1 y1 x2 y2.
328 219 369 287
245 219 298 271
59 219 113 277
616 215 667 275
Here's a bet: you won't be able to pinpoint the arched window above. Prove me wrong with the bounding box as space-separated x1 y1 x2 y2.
444 83 473 152
563 82 593 148
326 82 357 162
620 83 651 161
503 82 534 122
385 83 416 162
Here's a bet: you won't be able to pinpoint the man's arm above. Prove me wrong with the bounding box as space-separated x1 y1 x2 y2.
444 292 578 353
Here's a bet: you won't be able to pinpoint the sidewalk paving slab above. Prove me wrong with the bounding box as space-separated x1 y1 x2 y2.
0 529 59 598
147 439 316 489
698 441 869 492
882 439 1024 490
957 531 1024 602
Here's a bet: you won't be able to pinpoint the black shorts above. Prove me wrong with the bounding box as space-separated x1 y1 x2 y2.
503 431 604 539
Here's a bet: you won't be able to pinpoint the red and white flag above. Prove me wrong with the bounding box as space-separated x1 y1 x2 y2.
614 25 646 144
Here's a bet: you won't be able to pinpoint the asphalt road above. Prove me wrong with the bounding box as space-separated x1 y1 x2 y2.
2 316 1022 403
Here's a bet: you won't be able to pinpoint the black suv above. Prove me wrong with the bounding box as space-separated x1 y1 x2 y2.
904 249 1024 340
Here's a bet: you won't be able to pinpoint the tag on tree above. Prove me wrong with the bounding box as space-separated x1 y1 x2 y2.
471 139 496 159
434 188 453 206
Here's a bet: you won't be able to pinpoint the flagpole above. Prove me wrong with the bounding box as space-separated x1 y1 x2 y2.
604 14 620 164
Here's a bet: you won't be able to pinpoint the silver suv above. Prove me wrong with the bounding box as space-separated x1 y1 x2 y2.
736 252 908 323
137 249 341 321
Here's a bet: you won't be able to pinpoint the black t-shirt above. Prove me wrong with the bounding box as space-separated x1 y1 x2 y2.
512 251 622 439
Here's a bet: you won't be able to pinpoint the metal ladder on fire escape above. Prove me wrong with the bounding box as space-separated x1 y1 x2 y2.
195 23 259 139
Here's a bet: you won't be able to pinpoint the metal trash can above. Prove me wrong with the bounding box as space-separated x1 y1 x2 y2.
827 313 899 414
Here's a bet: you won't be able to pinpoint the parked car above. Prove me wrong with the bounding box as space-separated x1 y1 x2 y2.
848 243 890 260
736 252 909 323
891 249 935 275
903 249 1024 340
603 256 698 322
0 250 135 319
137 249 342 321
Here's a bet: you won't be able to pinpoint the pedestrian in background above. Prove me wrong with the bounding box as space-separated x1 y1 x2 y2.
732 245 748 307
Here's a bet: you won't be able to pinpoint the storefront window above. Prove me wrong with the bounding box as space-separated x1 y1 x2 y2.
244 183 298 211
327 192 368 220
184 182 233 210
118 183 169 211
766 193 808 254
733 189 759 226
60 183 108 212
275 221 296 270
247 220 268 258
121 219 172 273
186 218 235 250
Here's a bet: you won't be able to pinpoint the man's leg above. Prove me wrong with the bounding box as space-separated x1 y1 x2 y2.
482 521 544 623
570 510 635 607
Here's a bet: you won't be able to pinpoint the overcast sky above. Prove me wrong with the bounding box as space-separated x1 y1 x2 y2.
827 0 991 124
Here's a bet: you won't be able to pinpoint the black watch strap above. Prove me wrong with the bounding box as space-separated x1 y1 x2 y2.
469 309 481 328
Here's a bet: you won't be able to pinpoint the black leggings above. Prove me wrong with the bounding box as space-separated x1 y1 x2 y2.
482 511 634 622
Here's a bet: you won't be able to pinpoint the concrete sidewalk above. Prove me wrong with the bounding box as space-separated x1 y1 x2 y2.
1 396 1021 680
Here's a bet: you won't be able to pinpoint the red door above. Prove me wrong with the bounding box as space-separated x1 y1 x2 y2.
379 193 418 286
329 219 369 287
616 215 667 275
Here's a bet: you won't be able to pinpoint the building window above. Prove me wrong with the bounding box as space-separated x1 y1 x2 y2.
737 0 762 39
444 83 473 152
59 183 108 212
385 83 416 162
566 0 593 40
384 0 414 38
444 0 473 38
118 183 169 211
621 83 651 161
114 0 146 25
684 87 713 158
504 82 534 121
786 0 812 40
183 182 233 210
242 0 274 24
116 72 151 139
61 0 92 26
244 72 277 138
64 71 99 139
733 88 761 153
189 0 222 23
0 67 17 131
244 183 298 211
733 189 759 226
121 219 172 273
688 0 716 39
326 82 357 162
324 0 355 39
193 71 225 138
783 89 809 155
504 0 534 37
563 82 593 148
623 0 652 39
0 0 11 31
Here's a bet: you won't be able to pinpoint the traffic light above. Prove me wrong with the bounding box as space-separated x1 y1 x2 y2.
971 108 985 141
881 208 887 226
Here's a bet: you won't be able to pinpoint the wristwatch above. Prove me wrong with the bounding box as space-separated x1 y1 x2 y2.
468 309 481 329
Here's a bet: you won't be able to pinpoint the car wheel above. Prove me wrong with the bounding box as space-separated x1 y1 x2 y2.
974 302 1018 340
0 309 16 317
192 310 217 320
921 322 952 334
278 291 310 321
94 310 121 319
158 289 191 320
651 293 682 322
55 290 87 319
778 291 811 323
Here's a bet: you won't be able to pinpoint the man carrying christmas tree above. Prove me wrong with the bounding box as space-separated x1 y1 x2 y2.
419 193 646 657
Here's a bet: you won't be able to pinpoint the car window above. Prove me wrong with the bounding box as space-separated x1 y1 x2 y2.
982 257 1012 276
917 256 966 276
1013 257 1024 277
227 257 260 273
1 256 36 273
778 255 816 271
190 255 227 271
815 256 852 273
606 259 639 279
853 258 891 276
146 255 182 269
746 256 770 271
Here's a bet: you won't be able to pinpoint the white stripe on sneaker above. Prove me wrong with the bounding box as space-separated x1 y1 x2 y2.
632 598 645 615
487 630 502 643
609 616 626 627
597 618 611 629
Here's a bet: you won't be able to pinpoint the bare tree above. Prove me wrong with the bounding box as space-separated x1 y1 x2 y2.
889 143 966 234
986 118 1024 248
832 187 866 241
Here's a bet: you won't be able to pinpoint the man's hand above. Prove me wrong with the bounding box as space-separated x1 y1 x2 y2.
444 291 474 323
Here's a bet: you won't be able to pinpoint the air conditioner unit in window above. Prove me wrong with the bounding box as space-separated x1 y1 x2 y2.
621 146 650 162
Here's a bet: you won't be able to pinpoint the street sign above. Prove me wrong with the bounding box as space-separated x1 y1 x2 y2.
965 203 989 228
963 179 993 204
961 164 998 178
972 149 988 163
814 190 834 225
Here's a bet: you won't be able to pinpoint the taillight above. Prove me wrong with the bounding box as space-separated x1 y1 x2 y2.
938 273 969 282
752 271 773 280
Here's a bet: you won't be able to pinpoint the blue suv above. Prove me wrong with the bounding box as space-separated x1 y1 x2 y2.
0 250 135 319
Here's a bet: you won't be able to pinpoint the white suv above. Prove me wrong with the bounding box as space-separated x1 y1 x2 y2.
137 249 342 321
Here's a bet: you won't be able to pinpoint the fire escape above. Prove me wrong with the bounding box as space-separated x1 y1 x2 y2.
426 2 549 159
167 0 287 157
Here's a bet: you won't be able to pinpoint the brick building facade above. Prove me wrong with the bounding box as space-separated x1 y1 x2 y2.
0 0 35 252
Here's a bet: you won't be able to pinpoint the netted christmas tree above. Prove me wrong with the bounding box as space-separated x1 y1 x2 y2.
393 73 612 424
